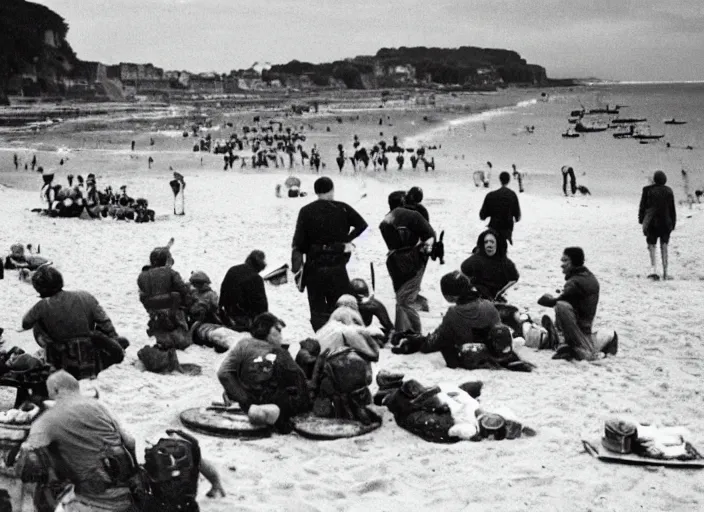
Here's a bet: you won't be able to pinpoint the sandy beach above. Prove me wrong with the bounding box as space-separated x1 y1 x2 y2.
1 87 703 512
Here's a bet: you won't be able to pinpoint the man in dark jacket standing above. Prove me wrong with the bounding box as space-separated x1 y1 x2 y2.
292 177 368 331
219 250 268 331
638 170 676 280
479 171 521 245
380 191 435 334
538 247 617 361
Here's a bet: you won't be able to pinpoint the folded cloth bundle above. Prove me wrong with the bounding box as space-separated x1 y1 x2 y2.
634 423 690 459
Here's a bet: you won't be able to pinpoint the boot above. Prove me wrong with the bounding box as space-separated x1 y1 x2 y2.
601 331 619 356
541 315 560 351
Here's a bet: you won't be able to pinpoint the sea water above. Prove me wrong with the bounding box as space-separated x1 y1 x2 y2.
412 82 704 201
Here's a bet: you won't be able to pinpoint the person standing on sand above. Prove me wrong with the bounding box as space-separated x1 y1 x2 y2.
479 171 521 245
380 191 435 334
13 153 18 170
292 177 368 331
638 170 676 280
561 166 577 196
538 247 618 361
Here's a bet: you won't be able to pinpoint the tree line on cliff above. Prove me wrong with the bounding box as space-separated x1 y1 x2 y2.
0 1 555 102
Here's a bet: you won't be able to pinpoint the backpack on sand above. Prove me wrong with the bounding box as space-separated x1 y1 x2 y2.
142 429 200 511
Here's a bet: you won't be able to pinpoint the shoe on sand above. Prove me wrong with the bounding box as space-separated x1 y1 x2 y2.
552 345 576 360
647 273 660 281
601 331 619 356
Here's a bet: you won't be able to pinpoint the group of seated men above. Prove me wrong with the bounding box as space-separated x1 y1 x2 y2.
38 171 154 221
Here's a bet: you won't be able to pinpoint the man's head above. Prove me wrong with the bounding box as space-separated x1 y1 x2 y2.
314 177 334 199
335 294 359 311
387 190 406 211
10 244 25 259
149 247 174 268
440 271 476 304
32 265 64 298
499 172 511 186
46 370 80 399
406 186 423 205
189 270 211 289
245 250 267 272
483 232 498 257
561 247 585 275
251 312 286 346
476 228 505 259
350 278 370 300
653 170 667 185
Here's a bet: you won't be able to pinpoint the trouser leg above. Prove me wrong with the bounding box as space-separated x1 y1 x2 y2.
306 265 350 331
554 301 596 360
394 268 423 334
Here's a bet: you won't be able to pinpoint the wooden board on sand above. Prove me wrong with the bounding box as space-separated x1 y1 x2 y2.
180 406 272 438
291 411 382 441
582 439 704 468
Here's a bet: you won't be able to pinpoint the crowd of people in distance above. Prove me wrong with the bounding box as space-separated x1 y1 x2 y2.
36 170 155 221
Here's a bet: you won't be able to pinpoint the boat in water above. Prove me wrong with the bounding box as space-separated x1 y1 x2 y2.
575 120 609 133
664 118 687 125
632 125 664 140
562 128 580 138
611 117 647 124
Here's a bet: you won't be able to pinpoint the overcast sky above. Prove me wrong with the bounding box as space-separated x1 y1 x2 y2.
34 0 704 81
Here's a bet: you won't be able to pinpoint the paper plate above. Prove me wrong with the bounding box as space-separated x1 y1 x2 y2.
582 439 704 468
291 410 382 440
179 407 272 438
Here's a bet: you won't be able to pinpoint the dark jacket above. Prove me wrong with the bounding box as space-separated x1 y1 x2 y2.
556 266 600 334
137 266 192 311
358 297 394 331
291 199 368 273
638 184 676 233
379 207 435 290
460 229 519 300
479 186 521 238
219 263 268 325
22 290 117 343
422 298 501 368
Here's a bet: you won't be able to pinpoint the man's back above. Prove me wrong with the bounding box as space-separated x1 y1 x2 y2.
639 184 676 230
479 186 521 232
22 290 112 342
219 263 267 318
379 207 434 250
561 266 600 332
25 395 132 505
293 199 366 252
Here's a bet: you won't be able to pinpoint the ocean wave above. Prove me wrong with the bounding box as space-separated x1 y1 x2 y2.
403 98 538 147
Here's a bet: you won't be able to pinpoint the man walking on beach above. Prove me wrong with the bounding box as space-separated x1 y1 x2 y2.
292 177 368 331
638 170 676 280
380 190 435 334
538 247 617 361
479 171 521 245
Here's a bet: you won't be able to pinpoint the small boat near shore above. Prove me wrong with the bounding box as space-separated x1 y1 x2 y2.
632 125 664 140
575 120 609 133
664 118 687 125
611 118 646 124
562 128 580 138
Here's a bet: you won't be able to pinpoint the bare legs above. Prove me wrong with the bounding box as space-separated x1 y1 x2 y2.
647 242 669 279
661 242 669 279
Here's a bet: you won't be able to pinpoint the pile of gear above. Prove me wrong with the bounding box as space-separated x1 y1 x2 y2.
375 371 537 443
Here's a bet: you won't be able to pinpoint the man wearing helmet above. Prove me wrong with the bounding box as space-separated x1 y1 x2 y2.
349 278 394 343
22 266 127 379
